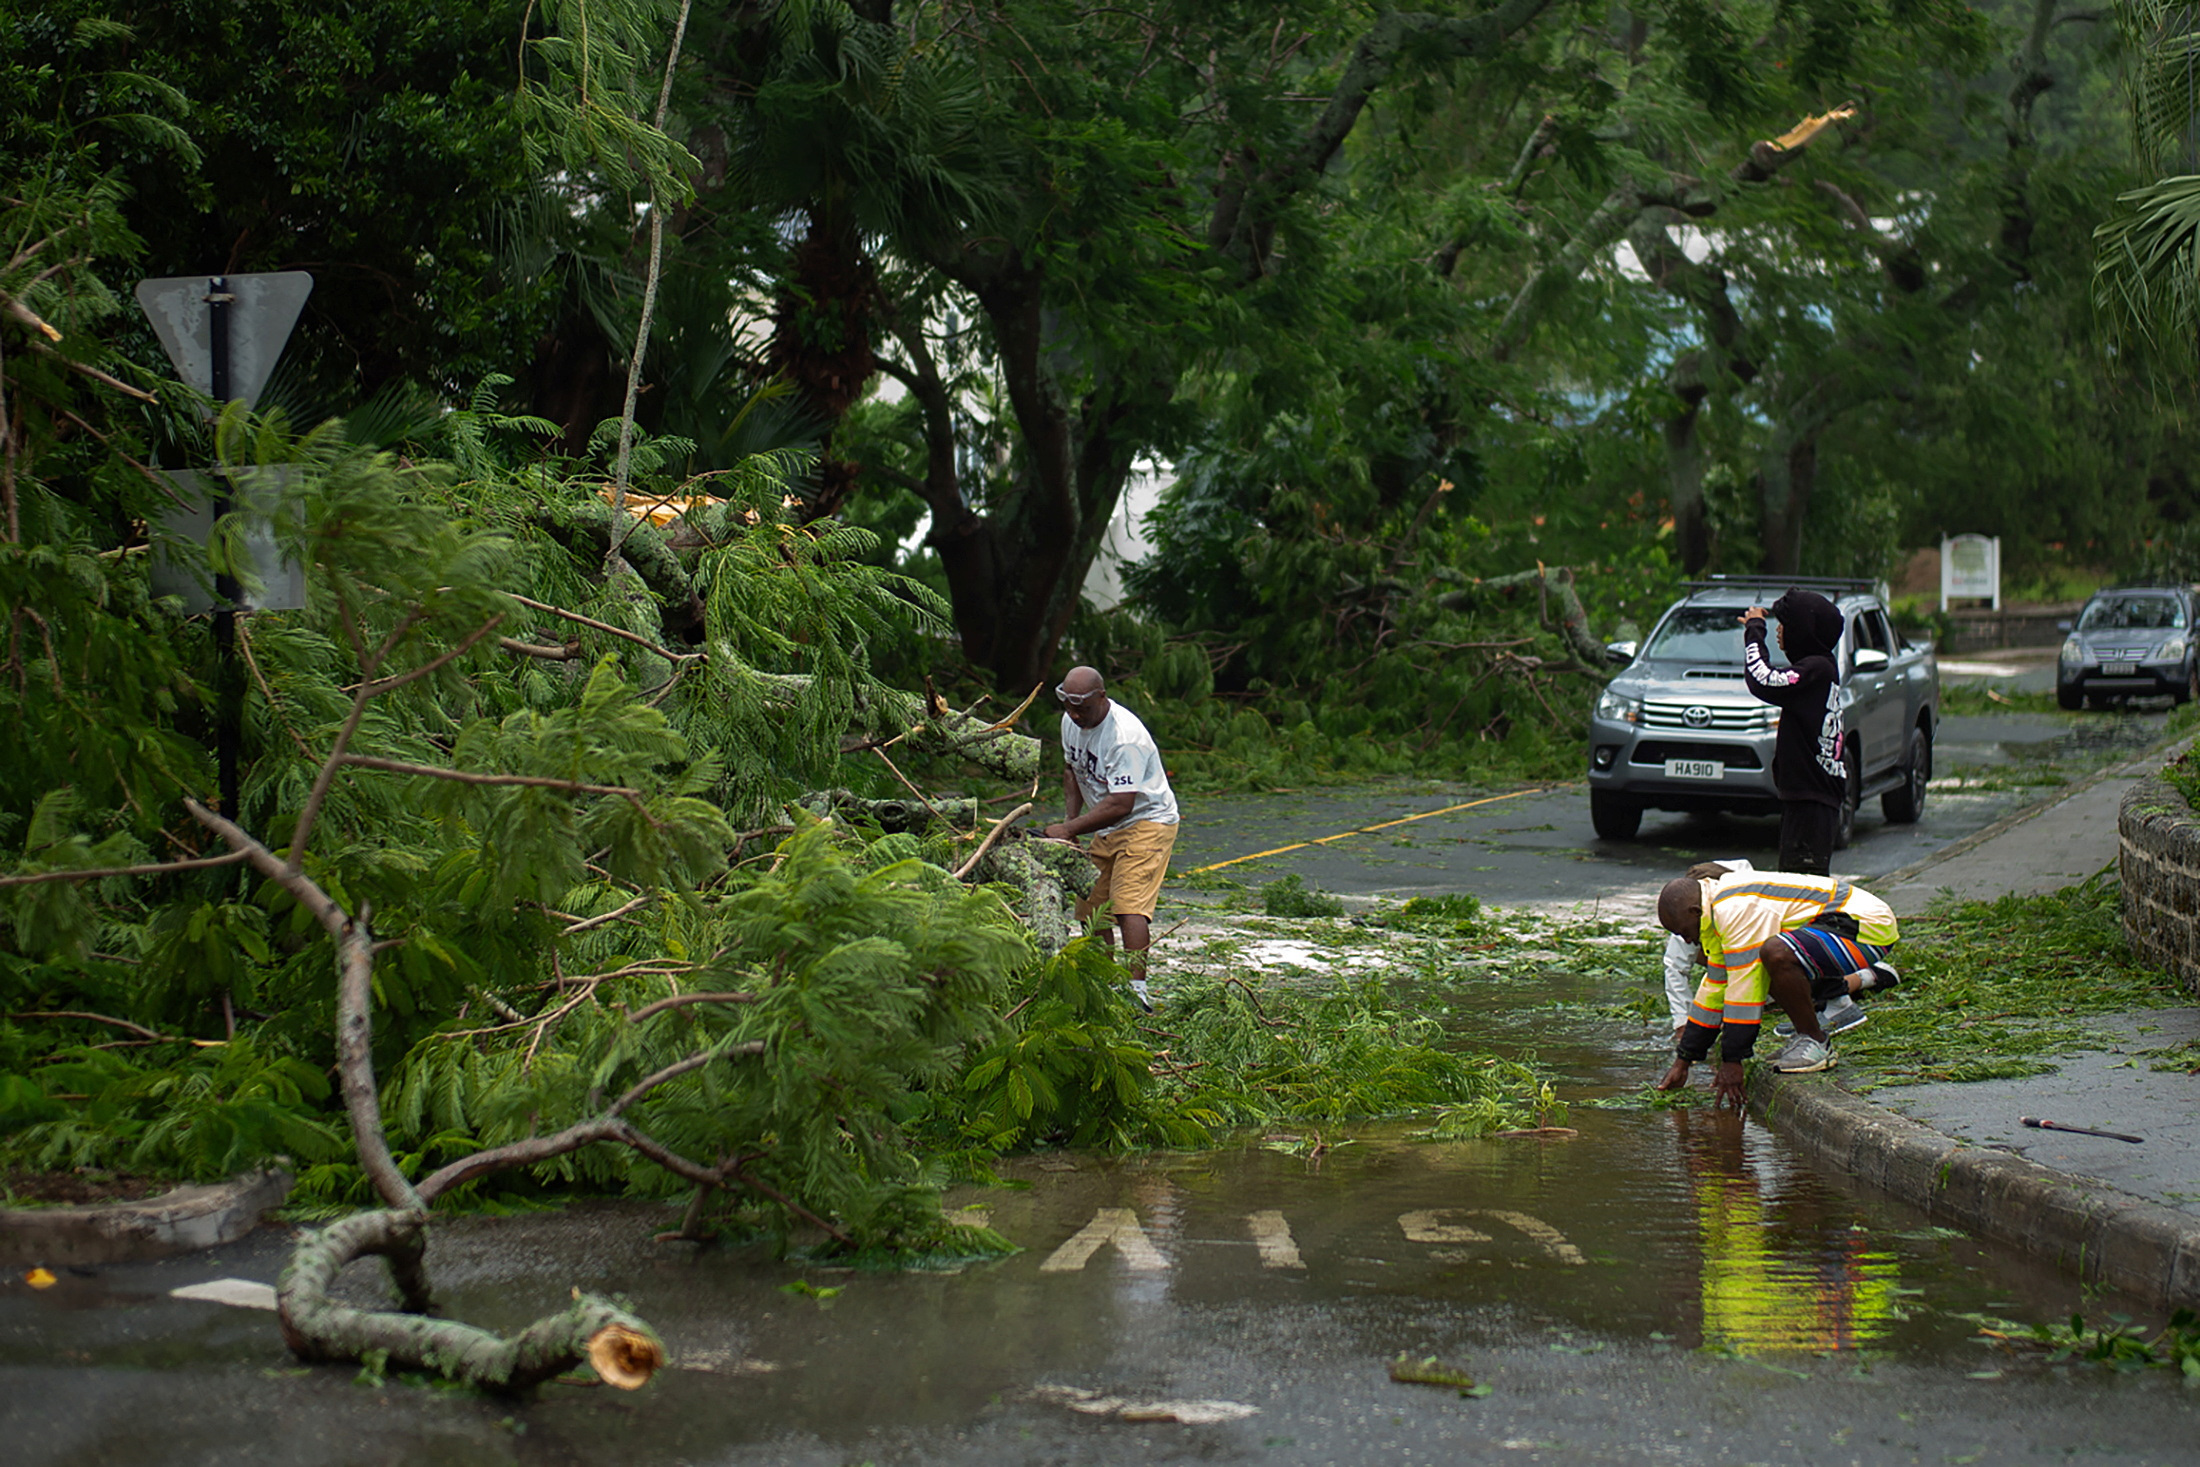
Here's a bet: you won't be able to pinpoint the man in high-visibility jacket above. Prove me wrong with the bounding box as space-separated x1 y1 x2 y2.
1655 869 1901 1103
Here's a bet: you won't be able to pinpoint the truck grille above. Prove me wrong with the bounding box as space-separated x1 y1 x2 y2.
1641 701 1777 732
1632 741 1763 769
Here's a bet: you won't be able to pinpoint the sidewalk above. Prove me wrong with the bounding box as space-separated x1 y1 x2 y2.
1753 737 2200 1309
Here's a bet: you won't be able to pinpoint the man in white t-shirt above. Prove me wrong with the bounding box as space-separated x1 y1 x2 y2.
1043 665 1180 1011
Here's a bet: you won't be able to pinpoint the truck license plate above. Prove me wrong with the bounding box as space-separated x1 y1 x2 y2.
2103 662 2138 675
1664 759 1724 780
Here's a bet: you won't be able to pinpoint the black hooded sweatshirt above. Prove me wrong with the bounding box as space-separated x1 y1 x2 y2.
1742 589 1847 807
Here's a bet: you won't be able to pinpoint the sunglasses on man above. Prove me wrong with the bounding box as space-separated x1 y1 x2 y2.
1055 684 1099 708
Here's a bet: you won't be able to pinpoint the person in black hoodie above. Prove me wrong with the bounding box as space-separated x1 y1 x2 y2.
1739 590 1848 874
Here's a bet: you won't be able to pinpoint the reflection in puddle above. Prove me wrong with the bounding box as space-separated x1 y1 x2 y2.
1675 1108 1901 1352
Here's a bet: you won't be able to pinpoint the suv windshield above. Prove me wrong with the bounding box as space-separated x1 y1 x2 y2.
2079 595 2186 632
1641 606 1793 667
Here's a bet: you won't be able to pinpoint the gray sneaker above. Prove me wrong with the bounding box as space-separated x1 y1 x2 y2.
1776 995 1868 1039
1771 1034 1836 1073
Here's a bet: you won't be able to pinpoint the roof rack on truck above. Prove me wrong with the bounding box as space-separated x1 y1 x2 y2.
1680 575 1879 593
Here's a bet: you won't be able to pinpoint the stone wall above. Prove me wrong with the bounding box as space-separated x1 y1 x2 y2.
1942 605 2084 653
2120 774 2200 997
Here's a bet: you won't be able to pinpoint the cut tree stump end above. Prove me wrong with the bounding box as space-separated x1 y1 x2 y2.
589 1322 665 1389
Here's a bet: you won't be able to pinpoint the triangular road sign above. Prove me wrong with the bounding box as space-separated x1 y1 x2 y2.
134 272 313 409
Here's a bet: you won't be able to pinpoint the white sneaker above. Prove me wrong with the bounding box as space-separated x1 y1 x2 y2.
1772 1035 1836 1073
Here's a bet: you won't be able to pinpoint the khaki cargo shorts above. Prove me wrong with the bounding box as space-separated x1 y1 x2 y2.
1074 819 1178 922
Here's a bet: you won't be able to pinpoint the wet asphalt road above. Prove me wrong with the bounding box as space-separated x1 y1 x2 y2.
1164 707 2173 916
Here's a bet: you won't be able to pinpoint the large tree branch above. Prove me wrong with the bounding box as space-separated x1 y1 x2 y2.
1814 180 1928 292
876 321 972 530
1213 0 1560 261
0 849 248 888
185 797 423 1212
278 1208 663 1392
1490 184 1644 361
510 593 701 663
336 755 658 823
1489 107 1854 362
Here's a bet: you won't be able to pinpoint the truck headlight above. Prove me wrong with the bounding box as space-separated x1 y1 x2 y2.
2156 636 2188 661
1594 689 1643 724
2060 636 2083 665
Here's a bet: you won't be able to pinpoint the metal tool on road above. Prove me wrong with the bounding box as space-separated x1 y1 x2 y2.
2021 1116 2144 1144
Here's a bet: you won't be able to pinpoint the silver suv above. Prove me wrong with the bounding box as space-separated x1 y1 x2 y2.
1586 577 1940 846
2055 586 2200 709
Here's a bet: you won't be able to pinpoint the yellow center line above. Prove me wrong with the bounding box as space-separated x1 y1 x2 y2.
1184 784 1570 874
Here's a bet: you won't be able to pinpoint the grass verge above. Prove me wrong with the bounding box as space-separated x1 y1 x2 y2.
1838 875 2184 1090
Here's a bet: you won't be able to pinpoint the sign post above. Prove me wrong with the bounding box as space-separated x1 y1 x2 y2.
135 272 313 822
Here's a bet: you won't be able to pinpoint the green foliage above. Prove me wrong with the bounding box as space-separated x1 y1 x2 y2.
372 821 1032 1247
1156 978 1551 1133
0 1036 345 1182
1979 1307 2200 1377
953 938 1190 1154
1841 876 2183 1088
946 938 1559 1156
1262 874 1344 919
2159 747 2200 813
1371 893 1486 936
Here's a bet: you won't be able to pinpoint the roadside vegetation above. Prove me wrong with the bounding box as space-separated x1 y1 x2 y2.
1801 878 2181 1090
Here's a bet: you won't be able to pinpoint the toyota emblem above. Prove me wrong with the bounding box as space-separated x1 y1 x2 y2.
1683 705 1713 728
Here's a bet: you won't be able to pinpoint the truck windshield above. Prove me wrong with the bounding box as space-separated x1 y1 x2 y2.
1642 606 1793 667
2078 595 2185 632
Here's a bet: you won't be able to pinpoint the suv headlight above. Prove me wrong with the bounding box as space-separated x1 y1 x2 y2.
1594 689 1643 724
2060 636 2083 665
2156 635 2188 661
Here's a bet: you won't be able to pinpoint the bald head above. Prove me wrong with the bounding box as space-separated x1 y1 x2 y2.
1657 877 1704 938
1059 664 1111 728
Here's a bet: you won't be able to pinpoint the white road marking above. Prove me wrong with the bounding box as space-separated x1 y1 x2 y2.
1398 1209 1493 1244
1246 1210 1304 1269
1039 1207 1169 1272
169 1278 279 1310
1479 1209 1587 1265
1397 1209 1585 1264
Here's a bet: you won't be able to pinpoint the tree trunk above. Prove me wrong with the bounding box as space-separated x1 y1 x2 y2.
278 1209 663 1394
1757 425 1819 575
773 211 878 519
1663 354 1714 574
902 265 1139 692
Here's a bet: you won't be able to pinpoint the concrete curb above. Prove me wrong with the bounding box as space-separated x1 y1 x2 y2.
0 1170 292 1267
1750 1073 2200 1310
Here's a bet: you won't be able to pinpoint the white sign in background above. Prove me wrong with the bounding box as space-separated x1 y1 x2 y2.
1940 533 2000 610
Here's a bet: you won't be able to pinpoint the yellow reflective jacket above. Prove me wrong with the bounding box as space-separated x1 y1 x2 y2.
1682 871 1898 1061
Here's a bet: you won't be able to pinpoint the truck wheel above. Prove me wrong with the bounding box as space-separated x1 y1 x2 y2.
2056 679 2082 711
1589 791 1643 841
1881 726 1930 824
1834 748 1861 850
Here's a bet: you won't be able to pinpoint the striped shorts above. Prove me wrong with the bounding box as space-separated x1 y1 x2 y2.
1775 920 1892 1004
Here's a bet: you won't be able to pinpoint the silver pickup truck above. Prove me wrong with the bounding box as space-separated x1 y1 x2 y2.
1584 576 1939 847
